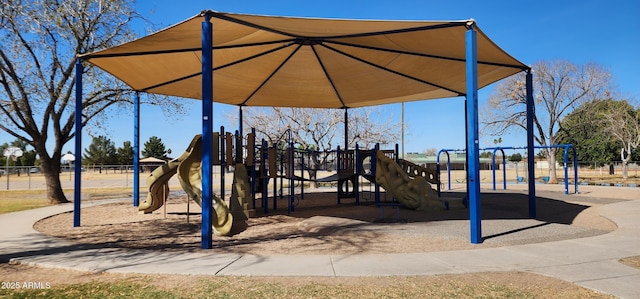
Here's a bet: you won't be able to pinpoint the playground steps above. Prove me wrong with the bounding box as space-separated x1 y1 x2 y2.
442 197 467 210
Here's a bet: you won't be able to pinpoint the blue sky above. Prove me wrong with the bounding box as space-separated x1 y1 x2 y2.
2 0 639 157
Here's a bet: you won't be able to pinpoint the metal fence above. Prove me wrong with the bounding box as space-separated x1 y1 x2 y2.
1 160 638 191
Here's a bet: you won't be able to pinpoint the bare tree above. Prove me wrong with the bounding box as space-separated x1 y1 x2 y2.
600 100 640 179
237 106 398 184
482 60 613 183
422 148 438 156
0 1 180 203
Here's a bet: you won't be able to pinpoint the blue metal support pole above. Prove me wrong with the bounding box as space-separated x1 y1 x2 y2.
501 149 507 189
133 92 140 207
220 126 226 202
201 13 213 249
355 143 360 205
573 146 578 194
250 128 257 209
336 146 341 204
344 108 348 151
261 139 269 214
374 143 380 206
491 151 497 190
466 24 482 244
73 59 83 227
563 145 570 195
238 106 243 137
526 70 536 219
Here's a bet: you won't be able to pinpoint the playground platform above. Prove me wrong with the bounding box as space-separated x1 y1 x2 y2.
0 185 639 298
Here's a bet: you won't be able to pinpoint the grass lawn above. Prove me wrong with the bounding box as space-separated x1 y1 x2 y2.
0 187 138 214
0 271 615 299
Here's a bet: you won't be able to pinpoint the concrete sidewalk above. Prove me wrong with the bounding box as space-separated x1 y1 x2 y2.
1 198 639 298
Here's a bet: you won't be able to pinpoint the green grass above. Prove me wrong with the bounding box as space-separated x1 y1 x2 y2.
0 187 140 214
0 197 51 214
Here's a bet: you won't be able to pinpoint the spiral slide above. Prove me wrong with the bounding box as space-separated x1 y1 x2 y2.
138 134 234 236
176 135 233 236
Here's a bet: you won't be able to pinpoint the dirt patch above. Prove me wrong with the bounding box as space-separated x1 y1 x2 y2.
34 190 618 255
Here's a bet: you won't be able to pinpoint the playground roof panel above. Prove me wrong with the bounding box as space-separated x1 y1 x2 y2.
81 10 527 108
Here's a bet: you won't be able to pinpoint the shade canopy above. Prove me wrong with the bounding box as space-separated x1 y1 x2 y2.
139 157 166 163
82 10 526 108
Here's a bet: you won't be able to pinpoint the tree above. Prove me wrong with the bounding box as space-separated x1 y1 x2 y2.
482 60 613 184
142 136 168 160
116 141 134 165
422 148 438 156
555 99 620 165
0 1 182 203
508 153 523 163
83 135 117 167
10 139 37 166
239 107 398 184
0 0 135 203
1 139 36 167
480 151 492 158
599 100 640 179
556 99 640 178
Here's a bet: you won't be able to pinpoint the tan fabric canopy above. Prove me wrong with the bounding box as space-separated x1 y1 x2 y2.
82 10 526 108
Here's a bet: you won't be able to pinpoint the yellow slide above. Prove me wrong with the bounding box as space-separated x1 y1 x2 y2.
138 162 181 214
177 135 233 236
138 136 199 214
375 151 446 211
138 134 234 236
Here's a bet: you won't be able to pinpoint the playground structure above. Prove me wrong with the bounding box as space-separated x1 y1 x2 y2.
139 126 454 236
74 10 533 247
436 144 578 196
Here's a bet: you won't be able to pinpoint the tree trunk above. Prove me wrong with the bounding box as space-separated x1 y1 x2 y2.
40 156 70 204
307 169 318 188
547 148 559 184
621 147 630 180
621 162 629 179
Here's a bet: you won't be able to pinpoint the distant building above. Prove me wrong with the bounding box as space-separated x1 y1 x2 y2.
404 152 503 171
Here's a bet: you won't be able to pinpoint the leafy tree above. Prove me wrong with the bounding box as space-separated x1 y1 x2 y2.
83 135 117 166
555 99 620 165
142 136 168 160
0 142 9 167
508 153 523 163
0 139 37 170
598 100 639 178
482 60 613 184
556 99 640 178
10 139 36 166
480 151 492 158
116 141 134 165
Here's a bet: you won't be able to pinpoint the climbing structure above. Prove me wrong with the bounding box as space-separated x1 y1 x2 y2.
375 151 446 211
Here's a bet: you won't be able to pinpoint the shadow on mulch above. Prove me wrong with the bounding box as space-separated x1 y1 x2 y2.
253 189 625 225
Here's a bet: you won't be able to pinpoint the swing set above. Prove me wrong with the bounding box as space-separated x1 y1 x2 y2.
436 144 578 196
